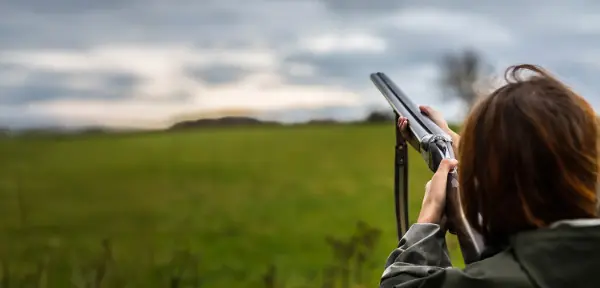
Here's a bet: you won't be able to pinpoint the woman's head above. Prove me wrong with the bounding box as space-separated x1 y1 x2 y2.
458 64 598 246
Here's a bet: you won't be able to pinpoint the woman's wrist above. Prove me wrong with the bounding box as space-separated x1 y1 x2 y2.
417 212 442 224
443 127 458 139
417 202 444 224
450 131 460 145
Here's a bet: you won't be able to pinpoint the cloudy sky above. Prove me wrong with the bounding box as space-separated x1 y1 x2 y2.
1 0 600 129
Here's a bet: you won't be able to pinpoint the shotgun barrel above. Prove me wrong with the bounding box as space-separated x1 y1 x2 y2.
370 72 485 264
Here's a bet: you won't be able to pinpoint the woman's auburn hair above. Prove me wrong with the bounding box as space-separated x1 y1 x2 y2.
458 64 599 246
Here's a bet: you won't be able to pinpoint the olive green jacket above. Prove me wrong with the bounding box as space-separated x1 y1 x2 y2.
380 219 600 288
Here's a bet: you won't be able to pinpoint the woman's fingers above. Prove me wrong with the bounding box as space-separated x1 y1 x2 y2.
419 105 432 115
397 116 405 128
397 116 411 139
429 160 458 203
436 158 458 174
419 105 450 131
430 159 458 198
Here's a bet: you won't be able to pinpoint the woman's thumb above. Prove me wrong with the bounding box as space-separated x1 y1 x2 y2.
437 158 458 173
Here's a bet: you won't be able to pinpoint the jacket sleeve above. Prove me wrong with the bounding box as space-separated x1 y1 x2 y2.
380 223 453 288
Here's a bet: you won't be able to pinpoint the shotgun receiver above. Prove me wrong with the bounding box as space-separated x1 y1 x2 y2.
370 72 485 264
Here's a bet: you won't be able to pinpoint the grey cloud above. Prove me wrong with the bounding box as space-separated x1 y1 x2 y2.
0 0 134 14
0 70 141 105
320 0 405 14
281 52 388 88
280 42 445 88
0 0 328 50
0 85 91 105
103 73 140 91
186 65 253 86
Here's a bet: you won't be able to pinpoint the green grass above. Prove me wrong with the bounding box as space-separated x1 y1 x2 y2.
0 124 462 287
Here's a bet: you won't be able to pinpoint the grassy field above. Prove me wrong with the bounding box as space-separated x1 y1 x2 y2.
0 124 462 287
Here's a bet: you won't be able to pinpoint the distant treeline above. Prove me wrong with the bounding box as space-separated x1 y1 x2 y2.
169 109 395 131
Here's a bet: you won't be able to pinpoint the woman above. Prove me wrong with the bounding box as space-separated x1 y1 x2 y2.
380 64 600 288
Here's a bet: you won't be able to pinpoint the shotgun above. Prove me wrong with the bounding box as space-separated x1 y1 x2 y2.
370 72 485 264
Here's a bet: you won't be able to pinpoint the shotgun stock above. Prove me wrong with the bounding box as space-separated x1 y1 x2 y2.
370 72 485 264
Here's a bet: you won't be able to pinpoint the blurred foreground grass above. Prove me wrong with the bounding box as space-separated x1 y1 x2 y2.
0 124 461 287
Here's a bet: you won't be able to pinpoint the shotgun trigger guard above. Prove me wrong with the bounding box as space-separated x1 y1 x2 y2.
420 134 454 172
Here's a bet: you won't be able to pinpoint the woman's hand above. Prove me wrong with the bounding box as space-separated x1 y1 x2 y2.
417 158 458 224
419 106 449 131
398 105 461 155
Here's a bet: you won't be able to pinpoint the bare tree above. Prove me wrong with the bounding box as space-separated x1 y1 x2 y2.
439 49 493 110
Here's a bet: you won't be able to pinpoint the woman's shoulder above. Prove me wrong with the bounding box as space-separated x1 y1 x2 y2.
442 248 533 288
508 218 600 288
444 219 600 288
